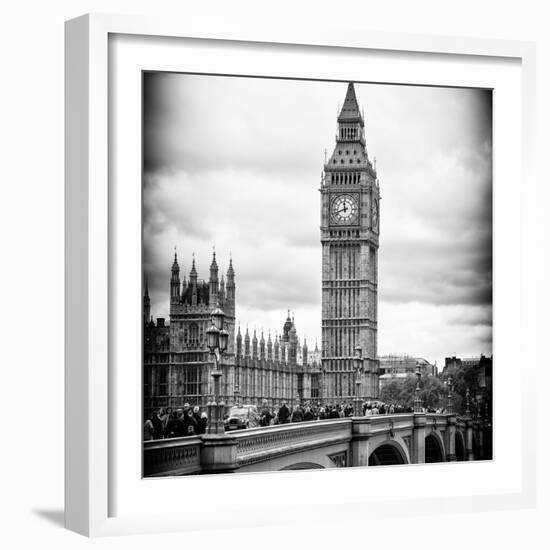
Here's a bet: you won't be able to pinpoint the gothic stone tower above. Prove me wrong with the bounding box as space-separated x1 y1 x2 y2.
168 251 236 405
320 82 380 401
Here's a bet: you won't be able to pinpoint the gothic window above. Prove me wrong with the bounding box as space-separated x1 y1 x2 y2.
184 365 201 396
144 367 152 396
311 374 320 399
189 323 199 347
159 367 168 396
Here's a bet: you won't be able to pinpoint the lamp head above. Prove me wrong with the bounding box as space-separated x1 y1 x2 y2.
210 307 225 330
219 328 229 352
206 321 220 351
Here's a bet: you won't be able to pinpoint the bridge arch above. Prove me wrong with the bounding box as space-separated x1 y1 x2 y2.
368 440 409 466
280 462 325 471
425 432 445 463
455 431 466 461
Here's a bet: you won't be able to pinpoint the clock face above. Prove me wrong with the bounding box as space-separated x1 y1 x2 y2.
331 195 358 224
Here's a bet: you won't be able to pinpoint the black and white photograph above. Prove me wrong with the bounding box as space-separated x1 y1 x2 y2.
142 73 493 476
4 0 546 545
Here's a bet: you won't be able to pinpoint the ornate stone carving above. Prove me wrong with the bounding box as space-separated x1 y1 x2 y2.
328 451 347 467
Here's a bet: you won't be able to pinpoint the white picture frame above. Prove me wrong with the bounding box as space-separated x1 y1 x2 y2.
65 13 536 537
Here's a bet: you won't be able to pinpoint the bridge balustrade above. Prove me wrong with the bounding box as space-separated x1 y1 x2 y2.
144 435 203 476
233 418 352 468
143 412 484 476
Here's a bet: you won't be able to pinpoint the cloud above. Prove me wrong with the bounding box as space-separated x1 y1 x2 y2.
378 302 492 364
144 74 333 177
143 74 493 367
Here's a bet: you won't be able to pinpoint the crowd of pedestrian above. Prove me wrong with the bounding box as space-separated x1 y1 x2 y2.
143 404 208 440
144 399 447 440
261 401 356 425
259 400 446 423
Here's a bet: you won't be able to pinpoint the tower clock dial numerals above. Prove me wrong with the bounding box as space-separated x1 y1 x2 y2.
331 195 358 224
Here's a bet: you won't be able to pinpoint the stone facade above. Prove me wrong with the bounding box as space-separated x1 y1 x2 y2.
233 315 323 407
144 252 235 413
144 253 323 414
320 82 381 401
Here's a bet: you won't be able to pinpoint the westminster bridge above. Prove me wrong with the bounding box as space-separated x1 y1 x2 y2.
144 413 492 476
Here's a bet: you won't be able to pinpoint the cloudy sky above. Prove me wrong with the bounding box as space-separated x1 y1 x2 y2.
143 73 492 369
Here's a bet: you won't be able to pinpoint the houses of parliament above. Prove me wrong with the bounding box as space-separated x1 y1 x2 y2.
143 82 381 414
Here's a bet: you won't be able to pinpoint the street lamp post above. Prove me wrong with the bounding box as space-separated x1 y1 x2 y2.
234 383 240 406
413 366 422 413
446 376 453 415
206 307 229 435
353 346 363 416
465 387 471 417
321 364 327 402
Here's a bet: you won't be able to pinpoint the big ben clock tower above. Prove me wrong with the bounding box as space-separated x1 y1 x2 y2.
320 82 380 402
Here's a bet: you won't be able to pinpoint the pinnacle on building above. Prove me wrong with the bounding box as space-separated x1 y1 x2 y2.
189 256 197 283
170 250 180 303
338 82 364 124
209 250 219 302
143 278 151 325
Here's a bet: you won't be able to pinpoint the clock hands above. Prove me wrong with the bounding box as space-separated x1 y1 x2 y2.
335 203 349 215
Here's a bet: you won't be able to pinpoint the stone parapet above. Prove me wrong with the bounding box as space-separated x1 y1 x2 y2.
200 434 238 474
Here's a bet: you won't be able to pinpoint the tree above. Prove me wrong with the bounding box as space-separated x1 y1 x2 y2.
419 376 448 410
380 375 447 410
447 362 478 415
379 379 403 405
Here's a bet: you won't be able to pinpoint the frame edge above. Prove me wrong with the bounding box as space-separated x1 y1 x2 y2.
65 13 91 537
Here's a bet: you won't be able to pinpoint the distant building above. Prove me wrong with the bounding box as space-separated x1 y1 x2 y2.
377 354 437 390
441 355 492 395
441 355 493 422
441 355 492 385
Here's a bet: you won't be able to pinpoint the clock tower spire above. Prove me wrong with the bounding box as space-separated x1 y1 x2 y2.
320 82 380 402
